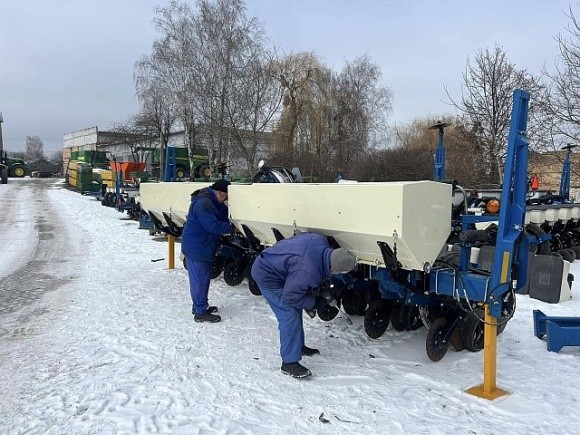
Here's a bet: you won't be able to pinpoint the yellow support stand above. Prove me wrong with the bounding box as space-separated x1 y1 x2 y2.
466 304 510 400
167 234 175 270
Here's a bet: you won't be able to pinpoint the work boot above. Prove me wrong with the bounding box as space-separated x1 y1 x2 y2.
191 306 218 316
194 312 221 323
301 345 320 356
281 362 312 379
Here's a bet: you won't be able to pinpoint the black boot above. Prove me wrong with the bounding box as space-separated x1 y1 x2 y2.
207 306 218 314
194 312 221 323
281 362 312 379
301 345 320 356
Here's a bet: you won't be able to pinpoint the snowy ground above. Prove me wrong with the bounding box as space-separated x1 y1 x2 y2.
1 178 580 435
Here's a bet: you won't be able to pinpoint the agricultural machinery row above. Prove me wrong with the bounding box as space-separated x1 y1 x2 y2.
135 90 575 362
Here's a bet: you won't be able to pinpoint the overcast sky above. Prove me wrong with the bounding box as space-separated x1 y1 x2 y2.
0 0 575 154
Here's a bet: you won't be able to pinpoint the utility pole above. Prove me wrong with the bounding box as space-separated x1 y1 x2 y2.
0 112 7 184
0 112 4 156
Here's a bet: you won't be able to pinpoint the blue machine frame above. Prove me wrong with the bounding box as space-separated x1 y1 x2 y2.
427 90 530 317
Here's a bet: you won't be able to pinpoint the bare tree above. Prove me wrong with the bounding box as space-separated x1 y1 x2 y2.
225 49 283 175
541 6 580 152
447 45 540 184
110 120 157 164
25 135 44 162
151 1 200 178
332 54 392 171
134 54 177 179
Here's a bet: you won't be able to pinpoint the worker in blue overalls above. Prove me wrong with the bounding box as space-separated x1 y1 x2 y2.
251 233 357 378
182 179 231 323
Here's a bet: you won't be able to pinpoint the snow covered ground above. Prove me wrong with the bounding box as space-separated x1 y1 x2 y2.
1 178 580 435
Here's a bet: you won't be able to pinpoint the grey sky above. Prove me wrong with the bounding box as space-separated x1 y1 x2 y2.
0 0 574 154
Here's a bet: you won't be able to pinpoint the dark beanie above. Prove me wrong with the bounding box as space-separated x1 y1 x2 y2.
211 179 231 193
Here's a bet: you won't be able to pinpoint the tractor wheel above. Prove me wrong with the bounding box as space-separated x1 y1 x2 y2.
566 248 576 262
198 164 212 180
401 305 423 331
176 167 186 179
341 288 367 316
572 246 580 259
11 164 26 177
223 259 245 286
389 303 406 331
211 256 225 279
461 309 485 352
426 317 451 362
1 169 7 184
364 300 391 339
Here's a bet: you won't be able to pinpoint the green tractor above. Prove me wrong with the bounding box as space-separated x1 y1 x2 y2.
5 157 28 177
153 147 211 180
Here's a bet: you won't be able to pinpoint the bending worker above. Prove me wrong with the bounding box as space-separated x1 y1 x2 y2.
251 232 357 379
182 179 231 323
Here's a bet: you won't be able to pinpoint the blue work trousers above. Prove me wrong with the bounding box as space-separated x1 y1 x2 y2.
185 257 211 314
260 285 304 364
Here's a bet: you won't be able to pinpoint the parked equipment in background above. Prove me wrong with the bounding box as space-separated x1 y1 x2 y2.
430 121 451 182
559 144 578 201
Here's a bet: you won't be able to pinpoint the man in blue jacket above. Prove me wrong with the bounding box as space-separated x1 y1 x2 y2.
251 233 357 378
182 179 231 323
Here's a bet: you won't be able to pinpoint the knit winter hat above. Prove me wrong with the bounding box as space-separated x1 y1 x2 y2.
211 179 231 193
330 249 357 273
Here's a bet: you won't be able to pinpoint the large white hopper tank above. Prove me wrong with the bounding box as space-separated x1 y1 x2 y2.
229 181 452 271
138 182 210 214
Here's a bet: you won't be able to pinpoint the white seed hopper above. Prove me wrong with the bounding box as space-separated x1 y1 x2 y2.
138 182 211 215
229 181 452 272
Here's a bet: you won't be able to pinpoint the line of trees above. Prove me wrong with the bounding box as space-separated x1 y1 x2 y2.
122 0 580 184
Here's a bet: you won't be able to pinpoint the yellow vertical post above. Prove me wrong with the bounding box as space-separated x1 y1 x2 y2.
168 234 175 270
466 304 509 400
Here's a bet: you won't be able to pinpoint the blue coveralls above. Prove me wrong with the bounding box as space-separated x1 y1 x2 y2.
251 233 333 364
181 188 230 314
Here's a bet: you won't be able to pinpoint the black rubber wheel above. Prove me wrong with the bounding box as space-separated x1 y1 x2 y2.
389 303 406 331
572 246 580 258
558 249 573 262
426 317 451 362
566 248 576 262
211 256 224 279
450 321 465 352
341 289 367 316
461 309 484 352
176 167 186 178
248 275 262 296
526 224 551 255
401 305 423 331
317 305 339 322
364 300 391 339
223 259 245 286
